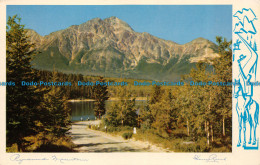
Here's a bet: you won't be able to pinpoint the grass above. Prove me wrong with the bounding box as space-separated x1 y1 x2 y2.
122 132 133 139
91 123 231 152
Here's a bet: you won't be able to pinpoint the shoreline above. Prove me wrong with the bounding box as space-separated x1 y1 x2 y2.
68 97 148 102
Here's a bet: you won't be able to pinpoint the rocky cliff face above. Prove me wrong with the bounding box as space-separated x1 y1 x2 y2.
27 16 218 80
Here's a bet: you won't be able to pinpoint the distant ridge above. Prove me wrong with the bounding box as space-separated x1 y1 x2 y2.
27 16 219 80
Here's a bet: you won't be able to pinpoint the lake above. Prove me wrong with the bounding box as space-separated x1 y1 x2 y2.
70 100 147 121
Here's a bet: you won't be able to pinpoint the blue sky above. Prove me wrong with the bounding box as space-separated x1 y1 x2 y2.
7 5 232 44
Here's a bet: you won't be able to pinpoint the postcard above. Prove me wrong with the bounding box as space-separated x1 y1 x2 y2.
0 0 260 164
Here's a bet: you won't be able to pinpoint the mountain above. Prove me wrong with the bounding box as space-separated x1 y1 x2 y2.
27 16 218 80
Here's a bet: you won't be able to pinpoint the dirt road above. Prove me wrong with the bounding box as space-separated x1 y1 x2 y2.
68 121 168 152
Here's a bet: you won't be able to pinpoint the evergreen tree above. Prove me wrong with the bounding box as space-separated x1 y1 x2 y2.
93 77 109 119
139 103 153 130
104 103 121 127
6 15 44 151
41 70 71 139
150 95 173 135
104 86 137 127
150 85 163 104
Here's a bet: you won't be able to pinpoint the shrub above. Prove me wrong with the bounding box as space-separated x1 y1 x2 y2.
90 125 101 130
122 132 133 140
197 137 210 152
33 143 75 152
107 126 119 132
172 137 210 152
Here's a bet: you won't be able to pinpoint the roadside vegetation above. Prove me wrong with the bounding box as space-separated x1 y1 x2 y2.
91 37 232 152
6 15 231 152
6 15 73 152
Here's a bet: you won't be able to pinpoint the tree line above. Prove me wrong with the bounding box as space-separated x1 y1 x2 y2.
6 15 110 151
6 15 72 151
103 37 232 151
36 70 95 99
6 15 232 152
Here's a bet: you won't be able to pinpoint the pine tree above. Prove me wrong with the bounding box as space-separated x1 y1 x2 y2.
6 15 44 151
41 70 71 140
150 85 163 104
93 77 109 119
104 86 137 127
117 88 137 126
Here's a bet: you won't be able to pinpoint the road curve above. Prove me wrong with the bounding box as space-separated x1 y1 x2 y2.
68 121 167 152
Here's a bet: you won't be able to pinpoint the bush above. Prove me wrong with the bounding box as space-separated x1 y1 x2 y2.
107 126 120 132
210 146 231 152
197 137 210 152
90 125 101 130
173 142 197 152
172 137 210 152
6 143 18 152
122 132 133 140
123 126 133 131
33 143 75 152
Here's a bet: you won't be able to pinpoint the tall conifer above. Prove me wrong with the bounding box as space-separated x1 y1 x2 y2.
93 77 109 119
6 15 43 151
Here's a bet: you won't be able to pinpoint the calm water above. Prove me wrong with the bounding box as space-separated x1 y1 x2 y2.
70 100 146 121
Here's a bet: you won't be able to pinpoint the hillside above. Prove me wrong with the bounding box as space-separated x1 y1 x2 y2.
27 16 218 80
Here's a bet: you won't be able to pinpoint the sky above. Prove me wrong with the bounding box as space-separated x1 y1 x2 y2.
7 5 232 44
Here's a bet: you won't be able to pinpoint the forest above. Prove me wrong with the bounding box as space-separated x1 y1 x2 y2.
99 42 232 152
6 15 232 152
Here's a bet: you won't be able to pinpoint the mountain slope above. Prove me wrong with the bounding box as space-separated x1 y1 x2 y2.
27 16 218 80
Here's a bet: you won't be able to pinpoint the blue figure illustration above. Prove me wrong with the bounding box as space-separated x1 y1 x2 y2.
235 57 259 147
233 39 242 61
238 56 253 112
233 8 259 150
234 39 242 51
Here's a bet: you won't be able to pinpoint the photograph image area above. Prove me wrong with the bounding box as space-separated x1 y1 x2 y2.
5 5 232 152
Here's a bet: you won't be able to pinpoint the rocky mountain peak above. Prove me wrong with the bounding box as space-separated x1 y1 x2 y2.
26 29 43 44
27 17 218 80
187 37 212 45
88 17 103 24
104 16 133 32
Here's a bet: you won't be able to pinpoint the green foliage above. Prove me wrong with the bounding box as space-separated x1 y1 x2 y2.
134 56 197 81
150 85 163 104
6 15 73 152
93 77 109 119
167 56 197 74
104 87 137 127
40 70 71 138
103 104 120 126
122 132 133 140
140 111 152 131
150 97 174 134
6 15 45 151
212 37 232 137
136 36 232 151
70 48 88 65
173 138 210 152
28 134 75 152
141 86 178 136
106 126 121 132
136 58 163 74
6 16 231 153
32 47 69 71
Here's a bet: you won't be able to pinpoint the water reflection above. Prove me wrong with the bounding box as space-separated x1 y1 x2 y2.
70 100 146 121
